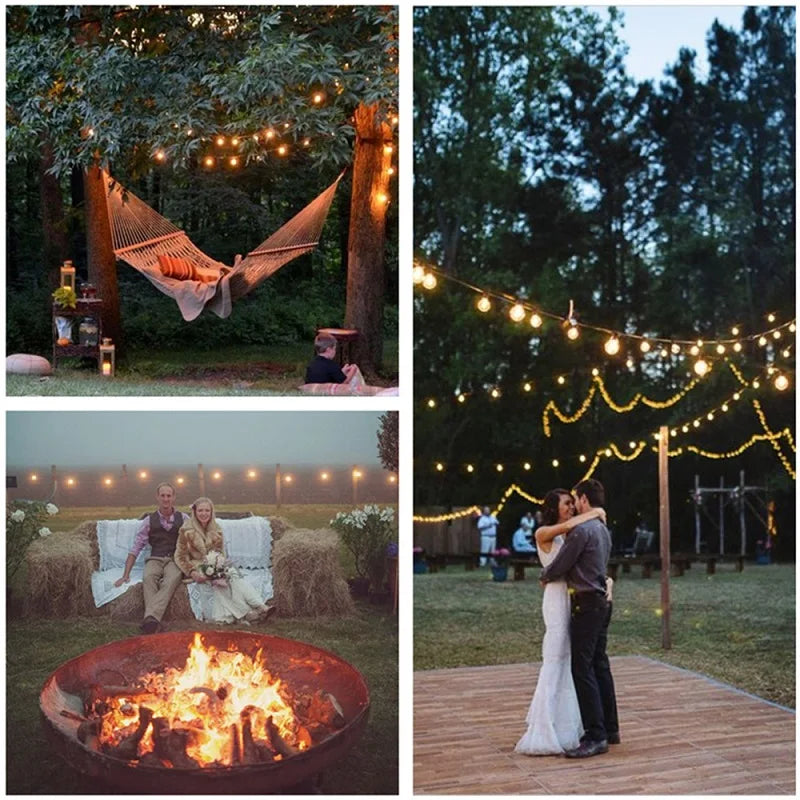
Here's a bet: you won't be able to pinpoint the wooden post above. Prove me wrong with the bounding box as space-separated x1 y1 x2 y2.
352 466 359 506
739 470 746 555
197 463 206 498
719 476 725 555
51 464 58 503
275 464 282 510
658 426 672 650
122 464 130 510
694 474 701 554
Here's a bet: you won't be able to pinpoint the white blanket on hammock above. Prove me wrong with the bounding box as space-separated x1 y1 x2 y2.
91 517 273 618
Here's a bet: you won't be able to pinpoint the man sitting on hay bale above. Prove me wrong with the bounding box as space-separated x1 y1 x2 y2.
113 482 186 634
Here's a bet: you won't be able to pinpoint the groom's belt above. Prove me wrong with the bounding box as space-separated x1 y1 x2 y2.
570 590 607 602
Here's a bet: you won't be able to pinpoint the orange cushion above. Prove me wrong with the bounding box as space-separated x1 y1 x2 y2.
157 254 196 281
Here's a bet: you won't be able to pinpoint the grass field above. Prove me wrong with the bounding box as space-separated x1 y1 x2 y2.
6 342 399 396
7 504 398 794
414 563 795 708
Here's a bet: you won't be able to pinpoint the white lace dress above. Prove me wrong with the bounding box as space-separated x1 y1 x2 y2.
514 535 583 755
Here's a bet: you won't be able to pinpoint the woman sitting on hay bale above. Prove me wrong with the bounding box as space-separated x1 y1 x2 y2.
175 498 275 624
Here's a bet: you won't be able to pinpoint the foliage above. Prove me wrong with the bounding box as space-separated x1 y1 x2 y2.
413 7 795 533
330 504 396 588
6 500 59 581
376 411 399 472
51 286 77 308
414 564 795 708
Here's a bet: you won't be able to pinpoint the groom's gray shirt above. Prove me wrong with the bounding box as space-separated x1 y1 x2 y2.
540 516 611 595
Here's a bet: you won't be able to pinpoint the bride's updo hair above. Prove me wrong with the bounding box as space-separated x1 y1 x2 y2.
541 489 572 526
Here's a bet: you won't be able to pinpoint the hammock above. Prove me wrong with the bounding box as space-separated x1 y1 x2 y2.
104 169 343 320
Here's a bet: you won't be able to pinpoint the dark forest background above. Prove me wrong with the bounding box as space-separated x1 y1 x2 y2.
413 7 795 558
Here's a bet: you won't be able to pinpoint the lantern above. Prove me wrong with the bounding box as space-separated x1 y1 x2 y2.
99 341 115 377
60 261 76 291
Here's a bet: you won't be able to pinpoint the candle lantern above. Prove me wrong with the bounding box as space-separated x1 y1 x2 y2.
60 261 76 291
99 342 115 377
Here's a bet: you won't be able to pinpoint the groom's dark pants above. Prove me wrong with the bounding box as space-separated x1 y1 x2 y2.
570 592 614 743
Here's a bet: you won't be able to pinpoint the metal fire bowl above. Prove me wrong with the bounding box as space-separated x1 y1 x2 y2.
40 630 370 794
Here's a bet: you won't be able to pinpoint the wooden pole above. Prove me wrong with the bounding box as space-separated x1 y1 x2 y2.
275 464 282 510
719 476 725 556
352 466 359 506
122 464 130 510
694 474 701 554
197 463 206 498
658 426 672 650
739 470 746 555
51 464 58 503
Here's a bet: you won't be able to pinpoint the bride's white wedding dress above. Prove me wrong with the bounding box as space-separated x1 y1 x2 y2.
514 535 583 755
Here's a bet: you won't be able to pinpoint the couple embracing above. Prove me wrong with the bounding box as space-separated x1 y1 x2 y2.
515 478 619 759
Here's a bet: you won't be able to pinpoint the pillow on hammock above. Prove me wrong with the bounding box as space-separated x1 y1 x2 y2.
299 382 389 397
157 254 221 284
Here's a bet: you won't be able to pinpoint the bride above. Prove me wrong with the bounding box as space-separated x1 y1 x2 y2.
514 489 606 755
175 497 274 624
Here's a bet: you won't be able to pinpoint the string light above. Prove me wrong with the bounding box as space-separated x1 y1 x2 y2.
509 303 526 322
604 336 620 355
530 312 543 328
277 145 288 156
477 295 492 312
422 273 437 290
566 324 580 341
412 265 426 284
694 359 710 376
640 341 651 353
775 374 789 391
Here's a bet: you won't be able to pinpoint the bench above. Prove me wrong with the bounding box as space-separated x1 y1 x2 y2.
608 555 660 580
673 553 746 575
609 553 747 580
510 557 541 581
426 553 479 573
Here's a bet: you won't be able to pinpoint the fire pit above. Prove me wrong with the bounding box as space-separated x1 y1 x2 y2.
40 630 370 793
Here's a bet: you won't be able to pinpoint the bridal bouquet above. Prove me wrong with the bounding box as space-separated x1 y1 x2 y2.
197 550 235 583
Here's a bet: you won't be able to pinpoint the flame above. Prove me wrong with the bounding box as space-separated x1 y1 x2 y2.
97 633 309 766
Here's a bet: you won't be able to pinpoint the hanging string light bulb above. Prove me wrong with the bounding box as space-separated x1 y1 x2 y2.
530 312 543 328
604 336 620 355
412 265 426 284
422 272 437 290
566 321 580 341
477 295 492 313
640 340 651 353
509 303 526 322
694 359 710 377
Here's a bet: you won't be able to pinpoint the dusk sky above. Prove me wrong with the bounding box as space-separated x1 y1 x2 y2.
7 411 387 467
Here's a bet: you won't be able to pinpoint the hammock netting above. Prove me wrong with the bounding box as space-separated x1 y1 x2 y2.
104 170 343 320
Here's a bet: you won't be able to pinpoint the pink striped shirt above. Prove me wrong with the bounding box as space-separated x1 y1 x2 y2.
128 510 184 558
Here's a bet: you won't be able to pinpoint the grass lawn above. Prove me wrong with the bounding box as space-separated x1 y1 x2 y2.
414 563 795 708
6 342 399 396
7 504 398 793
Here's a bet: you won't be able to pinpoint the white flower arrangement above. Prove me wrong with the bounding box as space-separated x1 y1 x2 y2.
7 499 60 580
39 527 52 538
330 504 397 587
46 503 59 516
10 509 25 523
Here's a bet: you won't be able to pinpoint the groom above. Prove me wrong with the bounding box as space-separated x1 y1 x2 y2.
540 478 619 758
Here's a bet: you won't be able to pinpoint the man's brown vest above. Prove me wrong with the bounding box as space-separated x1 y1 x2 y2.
148 510 184 557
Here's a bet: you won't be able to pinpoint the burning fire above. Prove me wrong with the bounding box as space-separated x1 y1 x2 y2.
94 632 334 767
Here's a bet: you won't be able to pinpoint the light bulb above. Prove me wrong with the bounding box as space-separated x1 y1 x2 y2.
604 448 612 457
466 464 474 473
552 459 559 468
457 393 466 403
229 156 239 167
496 464 504 472
591 368 599 377
671 343 681 355
313 92 324 104
758 336 767 347
733 342 742 352
412 265 426 284
436 463 444 472
530 312 543 328
278 145 288 156
640 340 651 353
716 344 725 355
604 336 620 355
557 375 566 385
773 330 781 339
767 313 776 323
523 462 531 470
477 295 492 313
660 348 669 358
790 322 796 333
427 398 436 408
752 379 760 389
216 136 225 146
731 326 739 336
694 359 710 377
523 382 532 392
775 374 789 391
490 388 500 398
733 392 741 400
707 412 714 421
204 156 214 167
155 150 165 162
567 325 579 341
231 137 239 146
629 441 636 449
422 273 437 290
579 454 586 463
782 349 791 358
509 303 525 322
626 357 634 369
690 345 700 356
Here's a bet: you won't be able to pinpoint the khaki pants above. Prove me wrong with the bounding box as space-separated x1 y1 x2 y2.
143 556 184 621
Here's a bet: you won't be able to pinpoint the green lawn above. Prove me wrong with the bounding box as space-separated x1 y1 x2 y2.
7 503 398 793
6 342 398 396
414 563 795 708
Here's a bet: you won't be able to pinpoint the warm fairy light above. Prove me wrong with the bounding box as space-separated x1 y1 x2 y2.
696 339 704 347
496 464 504 472
457 393 466 403
640 340 651 353
231 137 240 146
412 265 426 284
731 326 739 336
604 336 620 355
604 447 613 456
216 136 225 146
477 295 491 312
758 336 767 347
387 166 394 175
625 357 634 369
671 343 681 355
436 463 444 472
391 115 399 125
388 474 397 484
204 156 214 167
320 471 329 481
716 344 725 355
782 348 791 358
212 471 222 480
176 477 185 485
284 475 293 483
509 303 526 322
283 123 290 129
552 459 559 468
752 379 760 389
721 403 729 412
591 368 599 377
530 312 543 328
303 138 311 147
383 144 393 155
733 342 742 352
265 130 275 140
66 478 75 487
689 345 700 356
733 392 741 401
422 273 437 290
660 348 669 357
654 432 661 441
775 374 789 391
629 441 637 449
566 325 580 341
376 192 389 204
466 464 474 473
155 150 165 162
277 145 288 156
30 473 38 482
427 398 436 408
490 388 500 399
767 313 776 323
247 470 257 479
557 375 566 385
790 323 796 333
523 462 531 470
139 470 148 480
523 382 532 392
707 412 714 421
694 359 710 377
693 420 701 428
229 156 239 167
579 454 586 463
682 425 689 433
103 477 113 487
670 429 677 437
773 330 782 340
312 92 324 104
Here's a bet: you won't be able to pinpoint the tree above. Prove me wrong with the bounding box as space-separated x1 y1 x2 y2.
377 411 398 473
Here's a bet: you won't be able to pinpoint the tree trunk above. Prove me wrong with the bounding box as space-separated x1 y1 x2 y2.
84 165 123 355
40 141 70 288
345 102 392 376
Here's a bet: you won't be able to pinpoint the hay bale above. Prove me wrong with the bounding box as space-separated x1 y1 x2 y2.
272 528 354 618
267 516 292 541
107 582 194 622
23 522 100 618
